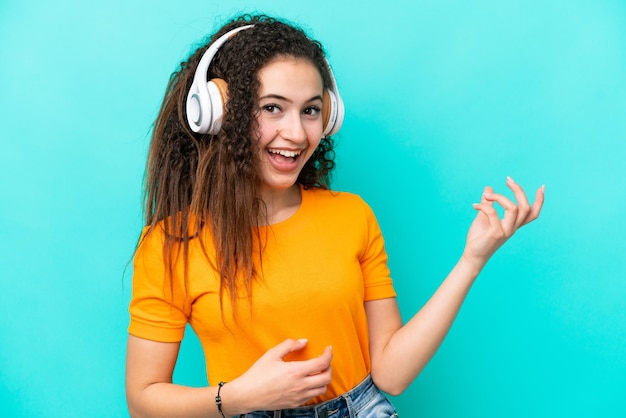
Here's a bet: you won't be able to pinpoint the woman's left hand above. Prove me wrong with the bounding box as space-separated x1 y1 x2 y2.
463 177 545 270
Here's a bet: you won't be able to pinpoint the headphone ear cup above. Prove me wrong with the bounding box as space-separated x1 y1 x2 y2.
185 25 253 134
186 81 209 133
322 89 344 136
322 90 332 133
206 78 229 135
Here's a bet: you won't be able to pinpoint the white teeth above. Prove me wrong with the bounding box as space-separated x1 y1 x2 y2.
268 149 301 158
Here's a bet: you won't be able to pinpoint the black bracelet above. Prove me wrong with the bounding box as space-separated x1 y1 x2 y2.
215 381 226 418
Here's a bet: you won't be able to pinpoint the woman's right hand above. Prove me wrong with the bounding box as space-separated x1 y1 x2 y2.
224 338 333 414
126 336 331 418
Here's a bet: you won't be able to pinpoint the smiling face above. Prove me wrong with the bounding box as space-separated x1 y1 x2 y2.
255 56 324 200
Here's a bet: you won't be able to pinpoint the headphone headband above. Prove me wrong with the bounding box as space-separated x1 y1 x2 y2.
186 24 344 136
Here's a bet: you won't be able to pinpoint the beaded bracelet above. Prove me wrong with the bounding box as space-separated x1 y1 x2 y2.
215 381 226 418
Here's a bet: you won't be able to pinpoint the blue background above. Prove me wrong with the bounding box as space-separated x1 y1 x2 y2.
1 0 625 416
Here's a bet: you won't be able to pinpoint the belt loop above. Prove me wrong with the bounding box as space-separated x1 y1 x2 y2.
344 392 356 418
343 393 356 418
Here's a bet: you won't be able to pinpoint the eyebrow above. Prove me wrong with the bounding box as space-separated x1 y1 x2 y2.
259 94 323 103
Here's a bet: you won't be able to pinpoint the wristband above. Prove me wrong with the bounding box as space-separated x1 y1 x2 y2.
216 381 226 418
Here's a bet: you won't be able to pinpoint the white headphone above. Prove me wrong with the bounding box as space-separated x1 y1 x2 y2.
185 24 344 136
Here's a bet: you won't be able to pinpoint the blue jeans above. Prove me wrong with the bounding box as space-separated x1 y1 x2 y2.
240 375 398 417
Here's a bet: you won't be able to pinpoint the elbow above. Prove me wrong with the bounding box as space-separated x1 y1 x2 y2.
370 370 408 397
126 385 150 418
126 396 142 418
127 400 152 418
379 383 405 397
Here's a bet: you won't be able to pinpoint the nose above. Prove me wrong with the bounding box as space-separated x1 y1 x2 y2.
279 111 307 144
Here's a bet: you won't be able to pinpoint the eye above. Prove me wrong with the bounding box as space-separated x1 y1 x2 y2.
303 105 321 117
262 104 281 114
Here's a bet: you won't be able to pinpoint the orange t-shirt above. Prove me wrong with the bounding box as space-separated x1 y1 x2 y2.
128 188 396 404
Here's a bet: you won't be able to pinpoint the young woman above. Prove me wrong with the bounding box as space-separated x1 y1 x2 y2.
126 14 544 418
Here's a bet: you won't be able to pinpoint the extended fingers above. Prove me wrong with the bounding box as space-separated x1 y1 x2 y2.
525 185 545 225
472 201 505 239
502 178 545 226
483 178 545 233
482 191 518 236
481 186 495 205
506 177 531 228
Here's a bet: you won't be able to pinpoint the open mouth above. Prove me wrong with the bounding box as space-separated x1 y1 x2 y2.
268 148 302 162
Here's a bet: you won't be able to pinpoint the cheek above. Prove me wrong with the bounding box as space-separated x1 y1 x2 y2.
303 136 322 162
309 125 323 146
256 119 275 147
309 136 322 151
306 120 324 144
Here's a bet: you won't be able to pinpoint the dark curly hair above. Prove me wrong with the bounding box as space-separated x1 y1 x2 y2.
142 14 337 305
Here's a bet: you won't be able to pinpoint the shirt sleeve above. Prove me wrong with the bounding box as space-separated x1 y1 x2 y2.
359 200 397 301
128 226 188 342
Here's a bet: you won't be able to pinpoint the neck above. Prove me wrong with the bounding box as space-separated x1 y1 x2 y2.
259 184 302 226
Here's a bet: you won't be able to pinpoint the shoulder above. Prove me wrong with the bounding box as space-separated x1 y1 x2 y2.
137 212 204 250
301 187 376 222
303 187 370 208
136 224 164 254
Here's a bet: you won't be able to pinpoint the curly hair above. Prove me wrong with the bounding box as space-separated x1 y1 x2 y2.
142 14 337 305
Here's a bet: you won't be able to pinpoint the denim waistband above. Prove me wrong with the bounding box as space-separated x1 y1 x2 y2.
242 374 380 417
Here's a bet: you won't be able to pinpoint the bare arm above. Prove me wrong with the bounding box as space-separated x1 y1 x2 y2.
365 259 479 395
126 335 227 418
366 178 545 395
126 335 333 417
